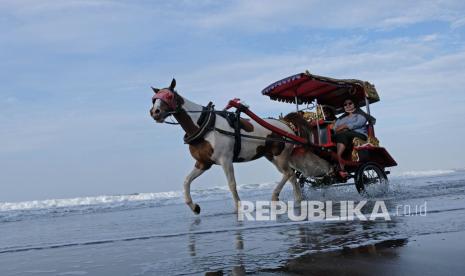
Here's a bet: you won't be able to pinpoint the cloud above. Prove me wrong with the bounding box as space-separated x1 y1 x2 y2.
4 0 463 52
451 17 465 28
0 1 175 56
175 32 463 102
192 0 465 31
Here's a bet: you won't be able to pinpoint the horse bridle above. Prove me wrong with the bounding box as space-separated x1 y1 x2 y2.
152 88 184 118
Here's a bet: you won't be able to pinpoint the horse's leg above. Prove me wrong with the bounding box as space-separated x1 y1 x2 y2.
269 144 303 204
272 170 302 204
184 166 206 214
220 161 241 212
289 173 303 204
272 173 290 201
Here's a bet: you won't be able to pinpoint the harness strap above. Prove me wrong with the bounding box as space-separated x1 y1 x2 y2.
196 102 213 126
183 103 216 144
233 109 242 162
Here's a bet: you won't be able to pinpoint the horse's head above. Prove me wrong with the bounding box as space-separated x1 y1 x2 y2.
150 78 184 123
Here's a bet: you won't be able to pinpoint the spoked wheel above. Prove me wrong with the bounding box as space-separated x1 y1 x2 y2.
355 162 388 196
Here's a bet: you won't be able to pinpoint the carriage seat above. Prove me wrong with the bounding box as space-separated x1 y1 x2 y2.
351 124 380 161
302 112 379 155
309 121 381 161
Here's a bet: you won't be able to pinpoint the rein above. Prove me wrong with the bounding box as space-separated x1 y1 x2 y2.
213 127 303 145
160 105 215 125
162 105 304 146
160 109 210 124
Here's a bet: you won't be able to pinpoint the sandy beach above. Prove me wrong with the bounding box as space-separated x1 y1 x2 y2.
1 170 465 275
259 231 465 276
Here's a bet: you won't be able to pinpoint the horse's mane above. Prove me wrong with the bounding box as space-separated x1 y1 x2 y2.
282 112 312 140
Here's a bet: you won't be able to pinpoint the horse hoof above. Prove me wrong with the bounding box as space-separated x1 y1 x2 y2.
193 204 201 214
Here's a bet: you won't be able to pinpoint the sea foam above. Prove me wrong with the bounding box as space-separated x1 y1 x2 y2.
394 169 456 178
0 182 275 222
0 169 458 222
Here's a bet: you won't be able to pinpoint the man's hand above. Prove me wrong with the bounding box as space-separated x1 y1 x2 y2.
336 125 349 133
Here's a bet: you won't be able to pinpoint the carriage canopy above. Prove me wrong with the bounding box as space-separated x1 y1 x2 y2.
262 71 380 114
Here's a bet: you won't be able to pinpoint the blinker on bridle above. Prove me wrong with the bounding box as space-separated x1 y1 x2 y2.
152 88 183 118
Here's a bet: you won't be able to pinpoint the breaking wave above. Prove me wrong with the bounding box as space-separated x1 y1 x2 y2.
0 182 275 223
0 168 461 223
393 169 457 178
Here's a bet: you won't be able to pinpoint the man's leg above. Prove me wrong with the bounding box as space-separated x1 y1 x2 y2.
337 142 346 170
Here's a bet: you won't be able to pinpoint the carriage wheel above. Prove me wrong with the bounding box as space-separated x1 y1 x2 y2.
355 162 388 196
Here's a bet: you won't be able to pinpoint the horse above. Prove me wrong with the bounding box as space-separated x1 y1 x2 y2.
149 79 331 214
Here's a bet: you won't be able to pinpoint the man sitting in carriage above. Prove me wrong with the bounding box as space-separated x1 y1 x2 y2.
300 99 376 178
333 97 376 178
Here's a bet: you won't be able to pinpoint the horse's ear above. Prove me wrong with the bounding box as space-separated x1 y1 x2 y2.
151 87 160 93
169 78 176 90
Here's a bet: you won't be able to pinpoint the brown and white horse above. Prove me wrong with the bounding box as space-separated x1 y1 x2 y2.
149 79 331 214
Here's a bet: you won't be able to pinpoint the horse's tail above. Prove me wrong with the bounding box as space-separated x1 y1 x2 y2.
282 112 313 142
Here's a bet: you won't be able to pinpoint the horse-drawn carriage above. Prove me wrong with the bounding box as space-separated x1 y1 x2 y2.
150 71 397 214
226 71 397 195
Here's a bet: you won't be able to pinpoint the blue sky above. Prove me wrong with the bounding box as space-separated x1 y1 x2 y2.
1 0 465 202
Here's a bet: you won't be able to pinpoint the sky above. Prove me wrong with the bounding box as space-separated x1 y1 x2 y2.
1 0 465 202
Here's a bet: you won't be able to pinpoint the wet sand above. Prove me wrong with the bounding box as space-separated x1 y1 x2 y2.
1 171 465 275
259 230 465 276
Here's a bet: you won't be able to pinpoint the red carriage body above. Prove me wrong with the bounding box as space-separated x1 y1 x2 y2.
226 71 397 193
